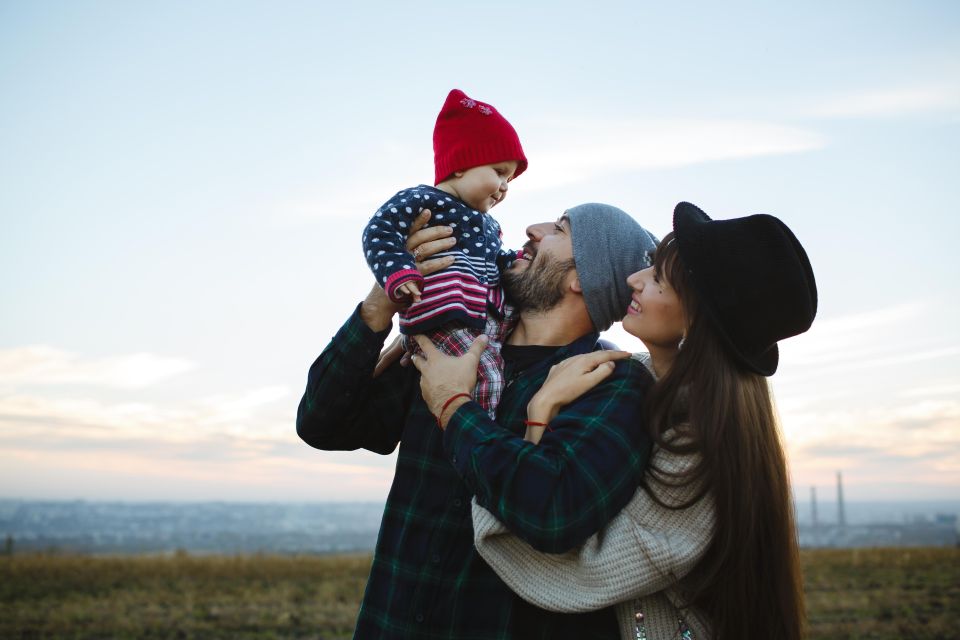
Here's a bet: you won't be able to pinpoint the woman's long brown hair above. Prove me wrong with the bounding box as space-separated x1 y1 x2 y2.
644 233 805 639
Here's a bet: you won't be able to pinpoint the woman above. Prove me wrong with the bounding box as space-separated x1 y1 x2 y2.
415 202 817 639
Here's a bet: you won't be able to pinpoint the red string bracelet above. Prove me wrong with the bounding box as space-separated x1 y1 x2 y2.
523 420 552 432
436 392 472 427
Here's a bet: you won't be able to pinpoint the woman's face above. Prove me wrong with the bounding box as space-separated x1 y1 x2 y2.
622 266 686 349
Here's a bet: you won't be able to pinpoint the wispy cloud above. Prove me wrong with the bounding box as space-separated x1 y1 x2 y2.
520 118 826 191
266 118 827 223
776 301 960 381
784 395 960 493
0 385 293 442
0 346 195 389
806 85 960 119
0 386 398 500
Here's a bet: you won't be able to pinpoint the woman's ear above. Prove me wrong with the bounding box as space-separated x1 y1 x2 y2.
453 170 464 178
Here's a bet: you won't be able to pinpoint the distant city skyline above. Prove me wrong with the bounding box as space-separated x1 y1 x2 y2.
1 1 958 501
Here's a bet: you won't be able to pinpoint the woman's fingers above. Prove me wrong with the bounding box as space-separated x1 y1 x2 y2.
585 360 618 383
571 350 630 371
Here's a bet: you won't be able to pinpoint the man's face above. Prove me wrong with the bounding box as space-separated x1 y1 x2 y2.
510 216 574 271
503 216 577 312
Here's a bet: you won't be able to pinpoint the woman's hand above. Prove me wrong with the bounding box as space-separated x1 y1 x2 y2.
410 334 488 428
526 351 631 425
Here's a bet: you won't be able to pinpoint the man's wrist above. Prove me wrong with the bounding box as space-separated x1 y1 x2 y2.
360 284 401 333
438 396 471 430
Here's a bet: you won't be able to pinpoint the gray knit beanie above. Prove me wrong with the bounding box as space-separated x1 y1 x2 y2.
566 203 660 332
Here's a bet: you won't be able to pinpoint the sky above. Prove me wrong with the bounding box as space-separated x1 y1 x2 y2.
1 0 958 503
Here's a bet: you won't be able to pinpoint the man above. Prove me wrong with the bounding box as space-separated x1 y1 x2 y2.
297 205 659 639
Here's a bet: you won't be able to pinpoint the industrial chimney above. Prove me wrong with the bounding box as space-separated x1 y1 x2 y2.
836 471 847 529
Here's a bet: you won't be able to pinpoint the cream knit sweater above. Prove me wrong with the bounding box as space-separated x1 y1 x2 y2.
472 355 716 639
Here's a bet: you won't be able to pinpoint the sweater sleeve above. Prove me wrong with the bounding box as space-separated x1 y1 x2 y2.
443 358 654 553
495 246 518 273
471 446 715 613
362 189 426 302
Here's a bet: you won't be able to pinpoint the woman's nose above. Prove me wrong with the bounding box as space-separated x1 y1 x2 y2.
627 270 645 290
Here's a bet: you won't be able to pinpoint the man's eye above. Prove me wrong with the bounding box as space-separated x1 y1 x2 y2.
554 223 564 232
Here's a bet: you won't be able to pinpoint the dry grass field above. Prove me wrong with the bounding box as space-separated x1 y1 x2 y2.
1 547 957 639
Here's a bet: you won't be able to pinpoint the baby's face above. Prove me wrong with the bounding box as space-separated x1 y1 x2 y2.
452 160 518 212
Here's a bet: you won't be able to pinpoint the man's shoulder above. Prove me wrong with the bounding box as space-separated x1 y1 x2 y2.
599 353 655 397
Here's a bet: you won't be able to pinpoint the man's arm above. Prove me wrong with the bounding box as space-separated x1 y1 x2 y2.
297 214 455 453
296 287 415 454
442 358 654 553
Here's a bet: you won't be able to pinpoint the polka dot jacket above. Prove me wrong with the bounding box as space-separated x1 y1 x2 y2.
362 185 517 335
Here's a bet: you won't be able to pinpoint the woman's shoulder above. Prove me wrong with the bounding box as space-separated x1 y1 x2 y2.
630 352 655 376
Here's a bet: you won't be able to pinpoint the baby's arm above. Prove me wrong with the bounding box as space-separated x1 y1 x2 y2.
362 191 428 303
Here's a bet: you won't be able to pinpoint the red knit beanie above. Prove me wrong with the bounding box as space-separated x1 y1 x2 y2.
433 89 528 186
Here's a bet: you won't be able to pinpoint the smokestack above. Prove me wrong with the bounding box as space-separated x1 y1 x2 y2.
811 487 818 527
837 471 846 528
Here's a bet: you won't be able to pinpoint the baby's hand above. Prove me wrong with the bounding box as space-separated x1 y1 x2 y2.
397 281 422 304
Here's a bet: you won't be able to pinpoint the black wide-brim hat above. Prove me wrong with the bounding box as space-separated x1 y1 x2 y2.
673 202 818 376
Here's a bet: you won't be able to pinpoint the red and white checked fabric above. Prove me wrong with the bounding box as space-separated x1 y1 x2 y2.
404 305 516 418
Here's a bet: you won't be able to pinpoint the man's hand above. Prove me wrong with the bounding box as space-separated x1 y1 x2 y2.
410 334 488 429
406 209 456 276
360 209 456 332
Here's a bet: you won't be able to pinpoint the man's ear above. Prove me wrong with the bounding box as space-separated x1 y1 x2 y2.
569 275 583 294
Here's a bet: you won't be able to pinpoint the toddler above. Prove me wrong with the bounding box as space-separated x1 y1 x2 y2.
362 89 527 417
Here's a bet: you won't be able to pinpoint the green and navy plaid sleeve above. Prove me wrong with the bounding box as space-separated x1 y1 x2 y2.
443 356 654 554
296 304 416 455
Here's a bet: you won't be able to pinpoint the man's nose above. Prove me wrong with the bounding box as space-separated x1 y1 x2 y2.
525 222 553 242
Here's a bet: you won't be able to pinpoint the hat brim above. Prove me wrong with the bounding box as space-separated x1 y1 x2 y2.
673 202 780 376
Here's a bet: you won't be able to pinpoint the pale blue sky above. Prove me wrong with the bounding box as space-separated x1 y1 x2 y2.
1 1 958 501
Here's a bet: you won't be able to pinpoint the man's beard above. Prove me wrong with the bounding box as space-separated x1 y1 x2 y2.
502 255 576 313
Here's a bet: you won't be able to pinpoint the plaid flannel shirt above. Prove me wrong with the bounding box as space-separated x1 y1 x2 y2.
296 305 653 640
402 307 516 417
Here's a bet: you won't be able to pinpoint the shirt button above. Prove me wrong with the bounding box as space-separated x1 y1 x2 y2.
453 498 463 508
415 613 424 623
451 455 458 464
431 553 441 564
